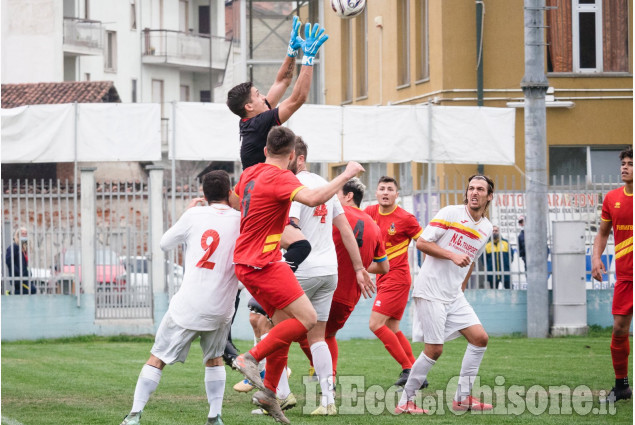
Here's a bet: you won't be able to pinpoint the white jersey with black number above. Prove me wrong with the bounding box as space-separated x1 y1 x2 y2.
413 205 493 303
160 204 241 331
289 171 344 278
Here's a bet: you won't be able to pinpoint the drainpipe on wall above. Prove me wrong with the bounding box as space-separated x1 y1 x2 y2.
476 1 484 107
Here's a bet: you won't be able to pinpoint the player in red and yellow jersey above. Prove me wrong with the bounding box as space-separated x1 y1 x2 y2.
231 126 365 423
592 146 633 403
325 177 389 378
364 176 424 387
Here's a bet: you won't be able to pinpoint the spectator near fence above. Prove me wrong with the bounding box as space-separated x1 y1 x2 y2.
5 227 36 295
484 225 514 289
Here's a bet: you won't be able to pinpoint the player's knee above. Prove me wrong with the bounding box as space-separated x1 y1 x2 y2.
473 332 489 347
249 312 260 329
206 356 224 367
299 309 317 331
425 345 443 360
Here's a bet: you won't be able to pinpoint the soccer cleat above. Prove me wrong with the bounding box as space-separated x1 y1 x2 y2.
452 396 493 411
252 388 289 424
308 366 318 381
601 386 632 403
120 411 142 425
251 407 268 415
310 403 337 416
394 401 427 415
278 393 297 411
205 415 224 425
420 378 429 389
394 368 411 387
234 378 255 392
233 353 265 391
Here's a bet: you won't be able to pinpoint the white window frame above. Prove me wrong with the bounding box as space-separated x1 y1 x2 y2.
572 0 603 73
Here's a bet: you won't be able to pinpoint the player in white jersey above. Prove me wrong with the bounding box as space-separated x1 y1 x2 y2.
285 137 373 416
120 171 240 425
395 175 495 415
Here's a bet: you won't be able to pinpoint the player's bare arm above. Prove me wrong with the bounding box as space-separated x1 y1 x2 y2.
461 263 475 292
265 16 303 107
333 214 374 298
281 218 306 250
367 259 389 275
591 220 612 281
416 237 471 267
294 162 364 207
277 22 328 124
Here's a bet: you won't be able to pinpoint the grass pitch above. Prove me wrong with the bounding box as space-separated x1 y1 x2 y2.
1 328 632 424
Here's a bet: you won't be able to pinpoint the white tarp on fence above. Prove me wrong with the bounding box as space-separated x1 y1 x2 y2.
173 103 515 164
2 102 514 165
1 103 161 163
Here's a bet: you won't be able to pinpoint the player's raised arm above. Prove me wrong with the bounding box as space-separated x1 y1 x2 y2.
277 22 329 124
293 161 363 207
266 16 303 108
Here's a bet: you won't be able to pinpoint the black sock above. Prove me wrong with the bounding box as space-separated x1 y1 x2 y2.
283 239 311 272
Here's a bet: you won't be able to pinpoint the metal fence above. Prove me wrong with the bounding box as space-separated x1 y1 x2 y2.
2 172 623 315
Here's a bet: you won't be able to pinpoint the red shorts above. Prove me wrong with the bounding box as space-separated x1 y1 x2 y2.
612 280 633 316
326 300 356 336
235 262 305 318
372 283 410 320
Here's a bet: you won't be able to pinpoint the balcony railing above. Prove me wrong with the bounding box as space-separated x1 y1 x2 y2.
63 17 104 55
142 29 232 72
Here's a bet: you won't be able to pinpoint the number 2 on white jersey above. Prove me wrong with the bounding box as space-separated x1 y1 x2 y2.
197 229 220 270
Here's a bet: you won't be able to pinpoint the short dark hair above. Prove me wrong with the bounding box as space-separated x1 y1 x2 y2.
202 170 231 203
295 136 308 160
342 177 366 207
266 126 296 157
620 147 633 160
226 82 253 118
464 174 495 210
377 176 399 190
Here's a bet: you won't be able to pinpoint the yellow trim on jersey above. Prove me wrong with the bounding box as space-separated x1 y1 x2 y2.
601 217 612 222
616 245 633 260
290 186 306 201
615 237 633 252
412 228 423 240
615 237 633 260
385 239 409 254
378 205 398 216
430 219 482 240
624 187 633 197
387 247 409 260
263 243 279 253
265 234 282 244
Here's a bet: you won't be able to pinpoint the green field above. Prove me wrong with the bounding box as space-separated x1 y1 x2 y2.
1 328 632 424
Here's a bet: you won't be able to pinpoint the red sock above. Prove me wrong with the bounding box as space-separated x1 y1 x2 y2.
325 335 338 376
298 336 314 366
249 318 307 362
611 334 630 379
373 325 412 369
396 330 416 364
264 344 290 393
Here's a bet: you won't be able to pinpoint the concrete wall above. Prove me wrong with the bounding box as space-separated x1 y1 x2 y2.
1 289 616 342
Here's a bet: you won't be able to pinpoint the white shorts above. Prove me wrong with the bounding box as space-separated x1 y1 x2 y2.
151 311 231 366
297 274 337 321
412 295 481 344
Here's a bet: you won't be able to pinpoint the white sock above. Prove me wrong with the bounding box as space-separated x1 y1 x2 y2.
311 341 334 406
259 333 268 372
276 366 291 399
399 352 436 405
454 343 487 401
131 364 162 413
205 366 226 418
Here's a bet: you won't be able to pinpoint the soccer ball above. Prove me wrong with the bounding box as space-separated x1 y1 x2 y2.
330 0 366 19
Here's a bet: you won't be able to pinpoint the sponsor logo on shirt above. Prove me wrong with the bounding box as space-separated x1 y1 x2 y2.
388 223 396 236
615 202 621 209
461 220 468 224
616 225 633 231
